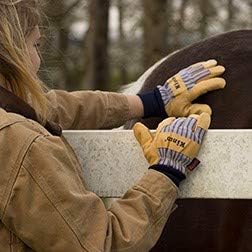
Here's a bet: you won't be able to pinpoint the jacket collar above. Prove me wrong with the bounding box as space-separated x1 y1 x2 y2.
0 85 62 136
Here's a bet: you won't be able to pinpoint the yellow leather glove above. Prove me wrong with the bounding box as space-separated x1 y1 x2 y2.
133 113 211 181
157 59 226 116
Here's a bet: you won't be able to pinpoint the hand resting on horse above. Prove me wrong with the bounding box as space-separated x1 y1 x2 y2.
137 59 226 118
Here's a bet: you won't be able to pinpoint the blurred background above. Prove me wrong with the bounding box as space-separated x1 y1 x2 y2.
39 0 252 92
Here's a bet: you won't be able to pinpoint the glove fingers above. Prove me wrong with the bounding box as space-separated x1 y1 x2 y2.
189 77 226 101
181 115 199 131
182 113 211 141
172 112 210 132
133 122 153 148
189 59 217 69
196 66 225 82
170 117 186 131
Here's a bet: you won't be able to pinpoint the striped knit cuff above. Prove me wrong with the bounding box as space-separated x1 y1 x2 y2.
137 88 167 119
149 164 186 187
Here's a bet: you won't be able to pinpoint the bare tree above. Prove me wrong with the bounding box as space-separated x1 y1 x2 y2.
118 0 128 84
41 0 84 90
85 0 110 90
172 0 189 50
197 0 217 39
198 0 209 39
225 0 235 30
142 0 168 69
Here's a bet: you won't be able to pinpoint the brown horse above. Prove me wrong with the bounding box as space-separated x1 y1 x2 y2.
124 30 252 252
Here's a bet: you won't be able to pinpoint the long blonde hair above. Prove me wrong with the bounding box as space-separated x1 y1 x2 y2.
0 0 49 124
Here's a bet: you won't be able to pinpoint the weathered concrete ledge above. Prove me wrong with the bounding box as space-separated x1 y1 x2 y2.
63 130 252 199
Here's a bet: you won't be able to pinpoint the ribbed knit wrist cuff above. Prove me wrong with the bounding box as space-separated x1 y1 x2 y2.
137 87 167 118
149 164 186 187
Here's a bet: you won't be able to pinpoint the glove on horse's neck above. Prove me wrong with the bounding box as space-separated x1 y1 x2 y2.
0 85 62 136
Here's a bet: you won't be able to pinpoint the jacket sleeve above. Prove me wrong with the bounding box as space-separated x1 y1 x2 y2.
45 89 131 130
2 134 178 252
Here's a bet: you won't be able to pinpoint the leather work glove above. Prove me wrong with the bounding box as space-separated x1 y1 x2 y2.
133 113 211 187
137 59 226 118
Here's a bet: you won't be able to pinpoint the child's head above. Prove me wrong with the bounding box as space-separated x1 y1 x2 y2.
0 0 48 123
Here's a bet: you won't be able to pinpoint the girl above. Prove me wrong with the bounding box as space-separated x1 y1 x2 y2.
0 1 225 251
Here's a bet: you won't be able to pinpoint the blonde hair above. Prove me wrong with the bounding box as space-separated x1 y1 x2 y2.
0 0 49 124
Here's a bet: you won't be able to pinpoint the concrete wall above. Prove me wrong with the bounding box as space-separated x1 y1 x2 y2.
63 130 252 208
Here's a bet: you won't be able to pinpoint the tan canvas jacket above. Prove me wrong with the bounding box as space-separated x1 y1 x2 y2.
0 89 178 252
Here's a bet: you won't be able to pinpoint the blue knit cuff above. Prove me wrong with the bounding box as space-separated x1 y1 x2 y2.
137 87 167 118
149 164 186 187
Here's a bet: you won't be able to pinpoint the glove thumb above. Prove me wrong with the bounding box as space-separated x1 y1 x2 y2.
133 122 153 149
187 103 212 115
